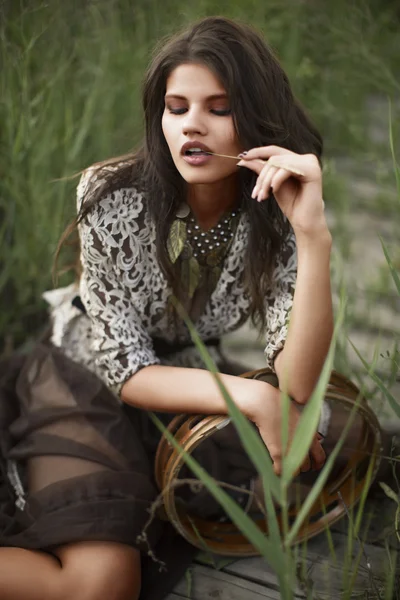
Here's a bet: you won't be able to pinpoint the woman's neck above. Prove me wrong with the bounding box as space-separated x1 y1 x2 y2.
186 174 240 231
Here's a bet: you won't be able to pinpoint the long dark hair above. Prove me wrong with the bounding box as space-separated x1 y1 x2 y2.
56 16 323 330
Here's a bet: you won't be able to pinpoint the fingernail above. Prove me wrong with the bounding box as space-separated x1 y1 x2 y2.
251 186 258 199
238 151 248 157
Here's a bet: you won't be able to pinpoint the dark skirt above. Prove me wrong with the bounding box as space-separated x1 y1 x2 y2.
0 343 255 600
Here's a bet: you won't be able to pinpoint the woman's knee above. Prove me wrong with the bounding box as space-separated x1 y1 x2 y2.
54 541 141 600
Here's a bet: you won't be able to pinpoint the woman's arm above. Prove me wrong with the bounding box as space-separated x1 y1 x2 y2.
274 227 333 404
238 146 334 405
121 365 267 419
121 364 325 474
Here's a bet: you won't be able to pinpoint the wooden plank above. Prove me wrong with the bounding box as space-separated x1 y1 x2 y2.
219 557 304 598
193 530 396 599
307 529 392 565
172 564 282 600
329 495 400 548
304 530 397 598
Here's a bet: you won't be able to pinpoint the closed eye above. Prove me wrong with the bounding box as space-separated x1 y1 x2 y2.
211 109 231 116
168 108 187 115
167 108 231 116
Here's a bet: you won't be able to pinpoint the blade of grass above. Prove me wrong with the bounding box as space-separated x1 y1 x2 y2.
339 487 383 600
388 97 400 197
171 298 289 584
282 339 335 482
379 481 400 505
150 412 287 576
349 340 400 419
379 236 400 295
320 501 338 565
171 297 281 502
383 542 397 600
261 477 282 549
285 395 361 547
353 453 379 540
339 455 383 598
280 385 291 540
282 296 345 482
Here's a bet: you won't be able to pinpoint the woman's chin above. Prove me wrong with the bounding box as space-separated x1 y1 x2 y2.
177 168 235 186
181 175 219 185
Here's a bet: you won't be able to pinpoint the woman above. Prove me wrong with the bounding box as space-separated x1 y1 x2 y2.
0 16 332 600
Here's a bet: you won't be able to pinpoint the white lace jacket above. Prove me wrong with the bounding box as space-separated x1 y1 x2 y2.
43 168 297 396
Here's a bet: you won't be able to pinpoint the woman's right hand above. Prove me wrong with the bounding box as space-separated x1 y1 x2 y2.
251 384 326 476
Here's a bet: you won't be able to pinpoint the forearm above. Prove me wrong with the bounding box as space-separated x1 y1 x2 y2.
274 226 333 404
120 364 269 420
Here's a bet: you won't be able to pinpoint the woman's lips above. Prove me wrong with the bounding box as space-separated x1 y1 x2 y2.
182 152 213 166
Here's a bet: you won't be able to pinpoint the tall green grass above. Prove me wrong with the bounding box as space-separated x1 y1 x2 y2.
151 296 397 598
1 0 400 351
149 113 400 598
151 247 399 598
1 0 399 595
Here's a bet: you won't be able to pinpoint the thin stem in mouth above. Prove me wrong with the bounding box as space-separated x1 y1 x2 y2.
205 151 240 160
206 152 306 176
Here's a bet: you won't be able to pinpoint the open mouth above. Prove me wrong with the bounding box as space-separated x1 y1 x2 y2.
183 148 211 156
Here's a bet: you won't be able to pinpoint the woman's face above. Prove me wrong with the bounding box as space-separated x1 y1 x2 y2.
162 63 243 186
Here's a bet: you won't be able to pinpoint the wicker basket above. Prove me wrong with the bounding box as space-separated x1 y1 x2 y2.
155 368 382 556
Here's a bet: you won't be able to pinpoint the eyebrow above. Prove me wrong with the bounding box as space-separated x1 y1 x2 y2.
164 93 228 101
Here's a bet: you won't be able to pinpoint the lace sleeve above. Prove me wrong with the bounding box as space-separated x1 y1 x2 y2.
263 231 297 371
77 170 160 395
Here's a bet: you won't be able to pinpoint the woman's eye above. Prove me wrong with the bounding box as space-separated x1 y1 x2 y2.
166 107 231 116
211 108 232 116
168 107 187 115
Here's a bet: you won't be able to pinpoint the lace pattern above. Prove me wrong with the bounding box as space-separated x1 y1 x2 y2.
45 168 297 394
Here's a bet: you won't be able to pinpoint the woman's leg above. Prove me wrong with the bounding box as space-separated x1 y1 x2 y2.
0 542 141 600
0 347 163 600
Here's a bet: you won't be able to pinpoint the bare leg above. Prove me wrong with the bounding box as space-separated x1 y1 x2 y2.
0 542 141 600
0 547 60 600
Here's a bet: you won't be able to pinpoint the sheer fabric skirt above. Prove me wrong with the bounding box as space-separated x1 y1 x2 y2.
0 343 255 554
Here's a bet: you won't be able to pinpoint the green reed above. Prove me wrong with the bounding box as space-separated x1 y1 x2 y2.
1 0 400 350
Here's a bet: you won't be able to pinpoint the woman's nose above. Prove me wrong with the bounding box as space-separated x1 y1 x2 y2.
182 108 207 136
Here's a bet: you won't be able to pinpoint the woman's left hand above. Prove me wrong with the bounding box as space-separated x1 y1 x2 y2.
237 146 327 236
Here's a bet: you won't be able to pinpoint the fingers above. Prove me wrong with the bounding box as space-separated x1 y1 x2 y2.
238 148 321 193
239 157 304 202
300 454 312 473
237 157 265 175
269 166 297 197
252 166 279 201
240 146 295 160
268 160 306 177
273 454 313 476
272 442 325 477
310 437 326 471
254 165 299 202
299 436 326 473
273 458 282 476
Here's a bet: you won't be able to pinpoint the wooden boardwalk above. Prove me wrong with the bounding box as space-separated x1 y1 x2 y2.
167 494 400 599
